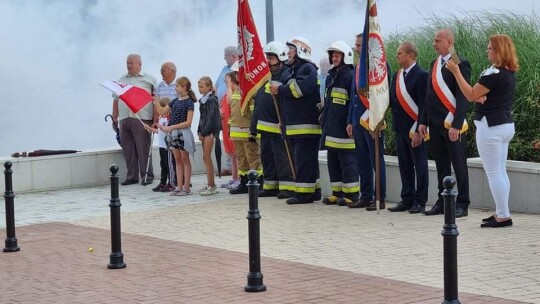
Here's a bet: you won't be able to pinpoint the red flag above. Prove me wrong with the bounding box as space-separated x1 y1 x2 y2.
237 0 271 114
100 80 153 114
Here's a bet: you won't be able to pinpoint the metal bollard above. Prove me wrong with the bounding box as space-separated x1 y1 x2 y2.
107 165 126 269
244 170 266 292
3 161 20 252
441 176 460 304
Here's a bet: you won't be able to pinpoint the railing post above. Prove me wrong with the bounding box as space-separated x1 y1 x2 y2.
108 164 126 269
3 161 20 253
244 170 266 292
441 176 460 304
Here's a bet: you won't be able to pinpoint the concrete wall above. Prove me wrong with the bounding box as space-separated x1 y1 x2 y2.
0 143 224 194
1 148 539 214
318 151 540 214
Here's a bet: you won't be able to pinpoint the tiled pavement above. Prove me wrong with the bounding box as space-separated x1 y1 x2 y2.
1 174 539 303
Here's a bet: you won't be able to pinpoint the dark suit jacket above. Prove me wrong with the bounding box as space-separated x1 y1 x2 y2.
419 56 471 129
390 64 428 135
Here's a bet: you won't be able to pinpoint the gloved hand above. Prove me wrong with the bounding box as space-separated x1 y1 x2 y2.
248 133 257 143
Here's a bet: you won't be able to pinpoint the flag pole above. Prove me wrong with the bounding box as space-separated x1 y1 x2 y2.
372 119 385 215
271 94 296 180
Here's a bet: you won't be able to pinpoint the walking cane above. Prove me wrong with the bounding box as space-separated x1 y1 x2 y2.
271 94 296 180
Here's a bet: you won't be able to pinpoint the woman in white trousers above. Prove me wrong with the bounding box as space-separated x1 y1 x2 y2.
446 34 519 228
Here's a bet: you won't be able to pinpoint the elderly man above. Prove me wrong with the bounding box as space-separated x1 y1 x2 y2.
151 62 178 192
215 46 240 178
112 54 157 186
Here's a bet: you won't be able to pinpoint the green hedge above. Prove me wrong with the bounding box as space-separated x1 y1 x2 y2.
383 12 540 162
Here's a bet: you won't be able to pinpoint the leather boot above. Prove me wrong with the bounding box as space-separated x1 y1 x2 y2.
229 175 249 194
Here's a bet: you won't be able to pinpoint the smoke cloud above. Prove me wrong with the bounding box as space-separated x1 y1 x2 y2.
0 0 535 156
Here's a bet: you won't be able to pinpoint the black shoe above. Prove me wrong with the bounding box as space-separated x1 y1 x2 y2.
388 201 411 212
276 190 294 199
408 204 425 214
481 218 512 228
141 179 153 186
366 201 385 211
455 207 468 218
423 204 444 216
286 196 314 204
482 215 496 223
348 199 371 209
121 179 139 186
258 189 279 197
152 183 167 192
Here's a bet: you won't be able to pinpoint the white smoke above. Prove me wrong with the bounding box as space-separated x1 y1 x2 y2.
0 0 536 156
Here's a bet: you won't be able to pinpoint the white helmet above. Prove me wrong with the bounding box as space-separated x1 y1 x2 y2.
230 61 239 72
327 40 354 65
264 41 288 62
286 36 312 62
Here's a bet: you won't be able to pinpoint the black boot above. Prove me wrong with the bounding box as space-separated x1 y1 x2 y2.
257 175 264 191
229 175 248 194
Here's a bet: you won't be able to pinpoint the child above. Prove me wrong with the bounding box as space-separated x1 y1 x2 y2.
197 76 221 196
154 77 196 196
226 69 262 194
145 97 176 192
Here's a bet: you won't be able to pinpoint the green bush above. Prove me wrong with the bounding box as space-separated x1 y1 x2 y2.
383 12 540 162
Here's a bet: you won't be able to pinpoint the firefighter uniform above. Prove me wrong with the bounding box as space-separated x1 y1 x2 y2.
321 49 359 206
229 89 262 194
276 37 321 204
253 65 295 197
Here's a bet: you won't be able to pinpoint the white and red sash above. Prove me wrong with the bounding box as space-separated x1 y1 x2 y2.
431 56 468 133
396 69 420 138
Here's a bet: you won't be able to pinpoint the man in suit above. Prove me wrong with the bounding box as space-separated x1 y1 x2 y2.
418 28 471 218
388 42 429 214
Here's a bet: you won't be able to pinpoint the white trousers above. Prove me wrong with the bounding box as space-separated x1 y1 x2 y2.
474 117 515 218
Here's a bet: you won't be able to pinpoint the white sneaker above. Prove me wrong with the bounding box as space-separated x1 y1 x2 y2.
227 180 240 190
199 185 209 194
200 185 219 196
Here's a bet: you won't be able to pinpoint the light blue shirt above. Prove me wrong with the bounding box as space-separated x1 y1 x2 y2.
156 80 177 100
215 65 232 103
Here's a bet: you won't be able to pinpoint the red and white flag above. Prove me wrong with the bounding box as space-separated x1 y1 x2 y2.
100 80 153 114
237 0 271 114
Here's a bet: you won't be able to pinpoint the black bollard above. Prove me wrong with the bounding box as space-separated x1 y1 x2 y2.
441 176 460 304
3 162 20 252
244 170 266 292
108 165 126 269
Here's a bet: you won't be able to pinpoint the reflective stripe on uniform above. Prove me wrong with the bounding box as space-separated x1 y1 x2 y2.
257 120 281 134
278 181 296 191
263 180 278 190
230 126 250 139
286 124 322 136
342 181 360 193
330 87 348 105
324 136 356 149
331 181 343 192
288 79 303 98
294 181 320 193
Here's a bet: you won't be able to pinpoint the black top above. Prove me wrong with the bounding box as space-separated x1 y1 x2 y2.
475 66 515 127
420 56 471 129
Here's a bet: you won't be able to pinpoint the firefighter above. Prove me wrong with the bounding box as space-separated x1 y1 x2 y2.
227 62 263 194
320 41 359 206
270 36 321 204
252 41 295 199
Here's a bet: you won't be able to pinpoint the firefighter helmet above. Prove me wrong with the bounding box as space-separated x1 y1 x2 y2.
264 41 288 62
286 36 312 62
327 40 354 65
